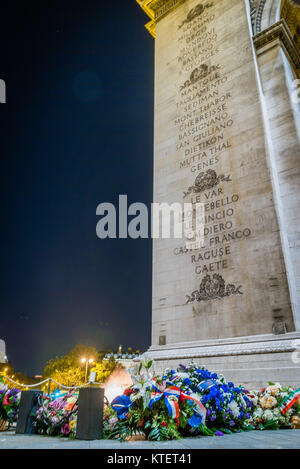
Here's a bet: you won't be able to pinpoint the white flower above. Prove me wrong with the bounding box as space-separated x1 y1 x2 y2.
174 372 190 380
253 407 263 419
129 365 155 402
229 400 240 418
263 409 274 421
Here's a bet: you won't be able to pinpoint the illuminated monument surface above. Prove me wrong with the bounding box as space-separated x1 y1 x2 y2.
136 0 300 386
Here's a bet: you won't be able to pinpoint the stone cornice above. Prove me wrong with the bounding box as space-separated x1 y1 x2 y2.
253 19 300 73
136 0 186 37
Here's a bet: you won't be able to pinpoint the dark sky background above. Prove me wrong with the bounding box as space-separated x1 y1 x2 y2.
0 1 154 375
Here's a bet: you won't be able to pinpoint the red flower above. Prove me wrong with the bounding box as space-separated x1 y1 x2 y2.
161 421 167 427
124 388 135 396
176 419 180 427
3 396 10 406
139 419 144 428
51 411 56 416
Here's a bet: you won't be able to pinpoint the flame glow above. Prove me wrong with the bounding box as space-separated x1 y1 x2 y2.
105 382 124 403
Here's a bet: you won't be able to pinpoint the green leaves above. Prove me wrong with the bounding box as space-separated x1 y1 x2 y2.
104 418 137 441
199 424 215 437
145 360 153 370
148 426 163 441
219 428 232 435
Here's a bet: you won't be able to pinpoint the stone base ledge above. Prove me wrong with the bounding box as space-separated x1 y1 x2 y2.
148 332 300 360
146 333 300 387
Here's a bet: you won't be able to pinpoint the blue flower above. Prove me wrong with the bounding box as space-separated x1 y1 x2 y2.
188 413 203 428
183 378 192 387
111 394 133 419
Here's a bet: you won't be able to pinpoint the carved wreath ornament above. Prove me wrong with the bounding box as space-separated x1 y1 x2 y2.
186 274 243 304
178 2 214 29
180 63 220 91
183 169 232 198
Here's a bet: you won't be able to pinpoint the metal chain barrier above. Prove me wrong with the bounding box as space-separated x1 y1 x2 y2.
1 375 103 390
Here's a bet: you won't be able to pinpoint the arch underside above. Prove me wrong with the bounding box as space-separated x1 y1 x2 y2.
251 0 300 39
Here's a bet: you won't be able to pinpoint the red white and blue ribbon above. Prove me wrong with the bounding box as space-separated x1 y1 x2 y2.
149 380 206 425
280 389 300 414
149 381 181 419
183 394 207 423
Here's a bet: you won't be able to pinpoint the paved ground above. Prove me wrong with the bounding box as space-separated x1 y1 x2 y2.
0 430 299 449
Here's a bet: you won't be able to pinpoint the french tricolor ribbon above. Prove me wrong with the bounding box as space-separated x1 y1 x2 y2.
149 381 206 425
183 394 207 425
149 381 181 419
280 389 300 415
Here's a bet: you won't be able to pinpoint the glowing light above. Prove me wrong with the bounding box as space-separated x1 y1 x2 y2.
105 383 124 403
88 358 94 364
81 357 86 363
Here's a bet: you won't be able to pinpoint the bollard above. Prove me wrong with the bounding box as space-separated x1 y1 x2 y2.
76 386 104 440
16 390 43 435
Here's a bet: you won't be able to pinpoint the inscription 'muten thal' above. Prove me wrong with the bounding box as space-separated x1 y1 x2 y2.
136 0 300 386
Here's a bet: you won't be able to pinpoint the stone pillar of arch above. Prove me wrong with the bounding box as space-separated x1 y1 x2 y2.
250 0 300 335
136 0 300 387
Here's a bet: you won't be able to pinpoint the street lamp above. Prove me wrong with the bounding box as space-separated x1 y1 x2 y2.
81 357 94 383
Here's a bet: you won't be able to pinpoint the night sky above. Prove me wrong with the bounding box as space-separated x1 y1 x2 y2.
0 1 154 375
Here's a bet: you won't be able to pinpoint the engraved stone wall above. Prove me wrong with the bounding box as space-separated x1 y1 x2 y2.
152 0 296 347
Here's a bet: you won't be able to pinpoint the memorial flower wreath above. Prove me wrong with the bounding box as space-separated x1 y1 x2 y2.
103 356 300 441
33 391 78 438
7 360 299 440
0 378 20 430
